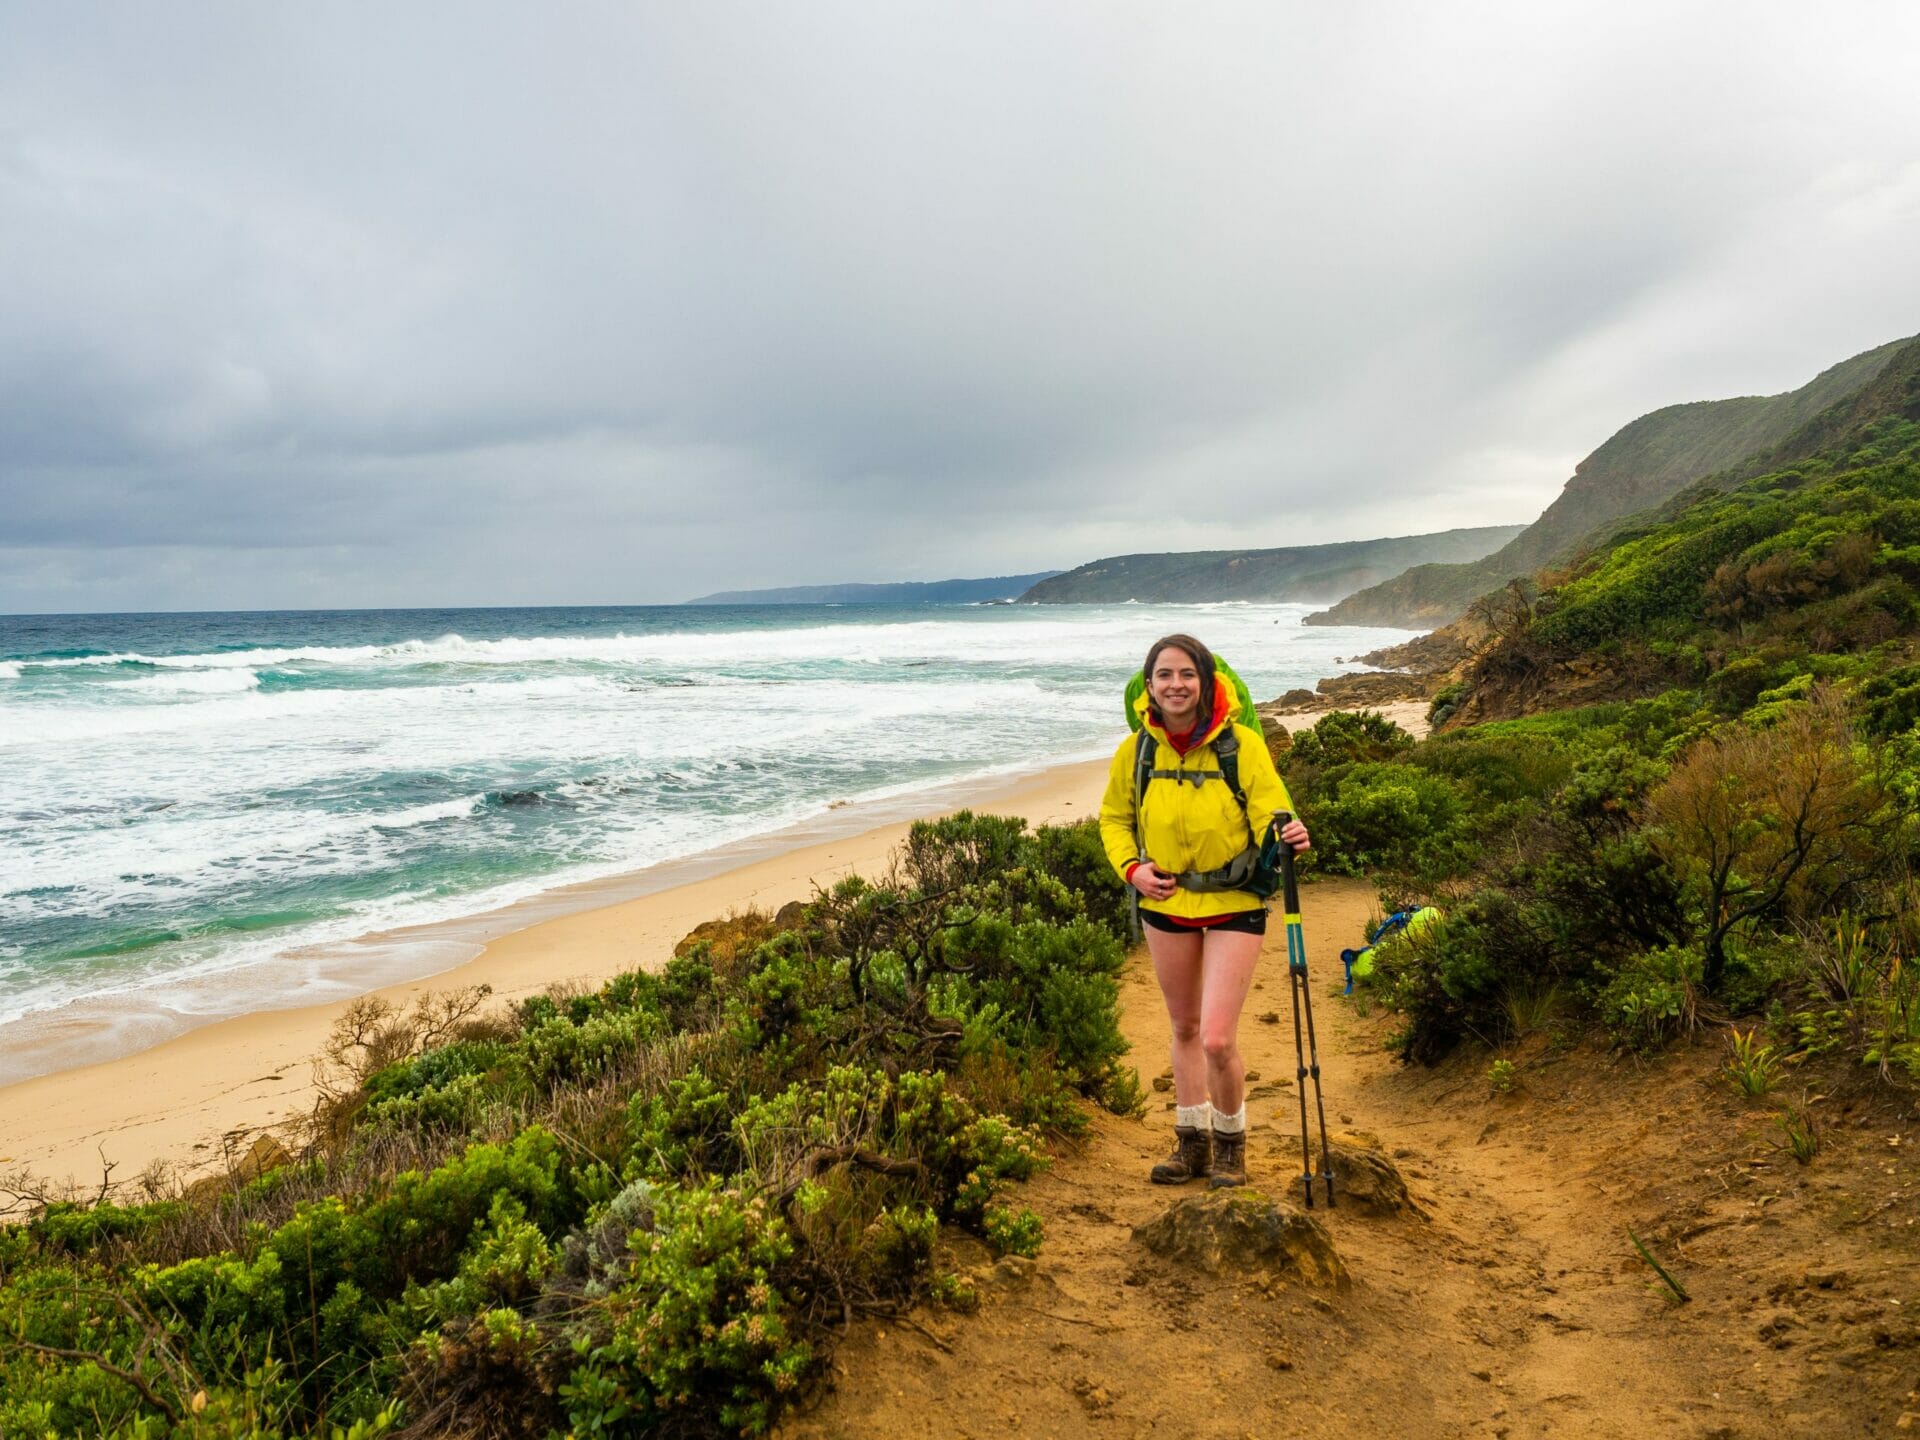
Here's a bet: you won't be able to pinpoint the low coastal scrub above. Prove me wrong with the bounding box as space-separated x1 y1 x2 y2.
1293 406 1920 1076
0 812 1135 1438
1294 690 1920 1072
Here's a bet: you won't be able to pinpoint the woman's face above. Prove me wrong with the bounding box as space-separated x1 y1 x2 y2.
1148 647 1203 725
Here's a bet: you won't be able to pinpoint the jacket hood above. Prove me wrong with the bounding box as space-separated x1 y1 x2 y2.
1135 673 1238 748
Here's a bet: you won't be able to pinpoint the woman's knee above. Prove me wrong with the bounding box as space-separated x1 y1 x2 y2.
1168 1015 1202 1045
1201 1029 1239 1064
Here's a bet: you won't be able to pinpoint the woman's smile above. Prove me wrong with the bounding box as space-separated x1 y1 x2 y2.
1150 649 1202 725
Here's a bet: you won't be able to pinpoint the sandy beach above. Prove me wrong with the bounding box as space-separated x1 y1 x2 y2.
0 758 1111 1193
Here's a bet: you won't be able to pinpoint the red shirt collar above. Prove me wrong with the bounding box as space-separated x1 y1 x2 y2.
1163 721 1200 755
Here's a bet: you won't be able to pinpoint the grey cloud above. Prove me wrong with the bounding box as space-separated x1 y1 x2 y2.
3 3 1920 609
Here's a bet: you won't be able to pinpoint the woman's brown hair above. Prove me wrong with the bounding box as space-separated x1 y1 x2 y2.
1143 633 1216 731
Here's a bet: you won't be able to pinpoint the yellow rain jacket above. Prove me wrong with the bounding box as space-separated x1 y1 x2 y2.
1098 675 1297 920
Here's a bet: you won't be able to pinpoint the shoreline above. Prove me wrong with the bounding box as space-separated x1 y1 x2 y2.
0 757 1111 1191
0 750 1116 1090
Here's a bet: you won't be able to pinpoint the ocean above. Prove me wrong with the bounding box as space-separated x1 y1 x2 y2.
0 602 1411 1072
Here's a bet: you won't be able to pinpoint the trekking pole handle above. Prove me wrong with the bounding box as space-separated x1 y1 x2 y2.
1273 810 1302 915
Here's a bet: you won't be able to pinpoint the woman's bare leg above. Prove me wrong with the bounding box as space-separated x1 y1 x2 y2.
1198 929 1263 1115
1146 926 1207 1107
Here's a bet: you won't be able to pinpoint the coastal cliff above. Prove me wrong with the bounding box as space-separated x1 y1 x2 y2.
1310 336 1912 630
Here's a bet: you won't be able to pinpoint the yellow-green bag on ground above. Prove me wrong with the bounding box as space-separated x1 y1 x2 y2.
1343 905 1442 990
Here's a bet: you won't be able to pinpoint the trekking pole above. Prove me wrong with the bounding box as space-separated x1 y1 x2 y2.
1275 812 1335 1209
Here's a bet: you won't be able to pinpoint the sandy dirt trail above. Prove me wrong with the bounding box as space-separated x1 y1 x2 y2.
778 876 1779 1439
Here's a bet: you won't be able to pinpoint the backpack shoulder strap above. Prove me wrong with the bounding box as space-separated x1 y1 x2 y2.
1371 910 1414 944
1211 724 1246 808
1133 729 1157 807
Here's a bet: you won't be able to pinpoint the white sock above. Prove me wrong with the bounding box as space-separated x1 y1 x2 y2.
1176 1103 1213 1130
1212 1106 1247 1134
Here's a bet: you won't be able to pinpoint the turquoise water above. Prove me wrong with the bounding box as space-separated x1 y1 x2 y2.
0 603 1409 1036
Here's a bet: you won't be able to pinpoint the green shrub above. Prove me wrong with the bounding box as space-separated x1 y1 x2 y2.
1859 661 1920 737
899 809 1030 896
364 1039 511 1105
1023 819 1132 938
928 1271 979 1312
30 1198 186 1257
1742 671 1815 726
1286 709 1415 771
519 1007 662 1089
1369 905 1505 1063
1598 945 1705 1051
408 1192 558 1325
982 1205 1045 1258
562 1182 809 1438
1427 681 1468 729
364 1070 491 1133
1307 762 1474 880
1705 654 1785 712
625 1065 736 1182
1409 730 1574 808
935 915 1129 1086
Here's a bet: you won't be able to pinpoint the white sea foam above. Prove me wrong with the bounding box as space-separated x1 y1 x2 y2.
6 607 1340 677
0 671 631 749
0 661 21 680
371 796 484 830
114 668 262 695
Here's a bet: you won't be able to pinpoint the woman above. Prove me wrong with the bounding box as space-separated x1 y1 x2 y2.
1099 634 1309 1188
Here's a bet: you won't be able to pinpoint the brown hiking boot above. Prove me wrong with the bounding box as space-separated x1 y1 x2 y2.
1150 1124 1211 1184
1208 1127 1248 1188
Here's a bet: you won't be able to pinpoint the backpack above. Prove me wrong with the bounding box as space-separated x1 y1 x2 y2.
1124 655 1259 733
1125 653 1262 812
1340 906 1442 992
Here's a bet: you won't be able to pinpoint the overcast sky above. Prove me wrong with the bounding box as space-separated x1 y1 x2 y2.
3 3 1918 612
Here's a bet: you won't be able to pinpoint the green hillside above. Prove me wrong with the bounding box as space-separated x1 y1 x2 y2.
1018 525 1524 604
1279 335 1920 1080
1512 335 1920 664
1308 337 1912 629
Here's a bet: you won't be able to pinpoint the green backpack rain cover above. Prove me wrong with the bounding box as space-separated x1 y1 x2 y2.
1124 655 1260 733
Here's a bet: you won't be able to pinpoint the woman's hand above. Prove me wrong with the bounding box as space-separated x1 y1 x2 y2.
1279 818 1311 853
1129 861 1178 901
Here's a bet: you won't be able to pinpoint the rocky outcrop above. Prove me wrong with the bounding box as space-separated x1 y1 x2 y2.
1269 1130 1425 1218
1443 650 1644 728
1313 670 1440 708
1322 1132 1425 1218
1354 620 1486 674
675 904 809 963
185 1133 290 1203
1132 1189 1349 1289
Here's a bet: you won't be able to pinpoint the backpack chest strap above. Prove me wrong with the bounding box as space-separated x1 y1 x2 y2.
1134 724 1248 806
1146 768 1225 787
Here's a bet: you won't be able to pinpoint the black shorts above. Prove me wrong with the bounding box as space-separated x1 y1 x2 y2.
1139 907 1268 936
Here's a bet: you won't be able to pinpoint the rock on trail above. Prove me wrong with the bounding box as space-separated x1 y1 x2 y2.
1133 1188 1350 1289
